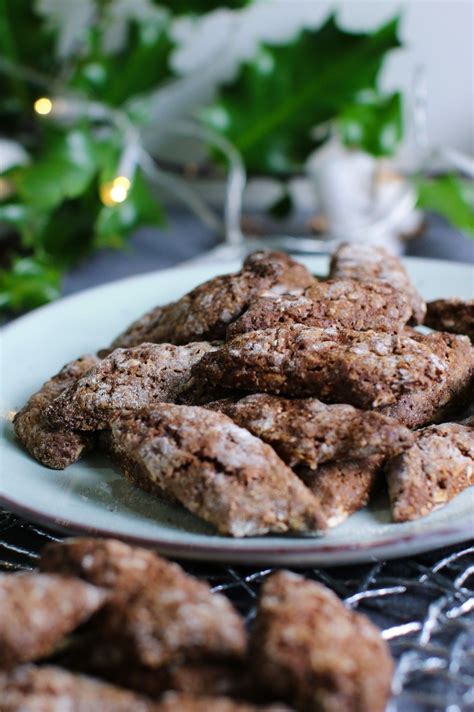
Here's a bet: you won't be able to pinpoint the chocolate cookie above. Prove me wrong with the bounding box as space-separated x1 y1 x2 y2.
108 404 326 536
0 573 105 669
45 342 218 431
425 298 474 341
298 457 383 528
39 537 187 593
195 326 473 422
40 537 246 671
386 417 474 522
228 279 412 338
111 251 315 349
250 571 393 712
329 242 426 324
13 355 99 469
378 330 474 427
207 394 413 470
0 665 159 711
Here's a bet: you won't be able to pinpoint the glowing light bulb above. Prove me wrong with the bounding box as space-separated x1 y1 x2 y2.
113 176 131 191
100 177 130 206
34 97 53 115
109 183 128 203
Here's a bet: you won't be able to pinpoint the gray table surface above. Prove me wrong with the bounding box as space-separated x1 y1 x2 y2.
62 211 474 296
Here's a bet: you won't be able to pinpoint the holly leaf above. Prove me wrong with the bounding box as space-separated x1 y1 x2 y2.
14 129 97 210
416 174 474 238
339 91 402 156
71 15 175 107
94 169 165 248
0 256 62 312
201 15 401 174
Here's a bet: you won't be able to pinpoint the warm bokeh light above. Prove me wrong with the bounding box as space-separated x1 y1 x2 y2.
109 183 128 203
112 176 131 191
33 97 53 115
99 177 130 206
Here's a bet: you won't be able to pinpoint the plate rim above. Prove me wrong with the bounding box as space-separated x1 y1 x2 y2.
2 254 473 565
1 491 473 566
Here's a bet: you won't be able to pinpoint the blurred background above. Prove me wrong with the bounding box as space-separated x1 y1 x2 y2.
0 0 473 315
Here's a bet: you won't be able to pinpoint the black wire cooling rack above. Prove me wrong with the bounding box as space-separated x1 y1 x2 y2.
1 508 473 711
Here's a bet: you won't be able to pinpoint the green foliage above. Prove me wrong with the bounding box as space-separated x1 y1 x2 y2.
14 129 97 210
201 15 402 174
416 174 474 238
0 1 174 314
0 257 61 312
71 16 175 106
339 92 402 157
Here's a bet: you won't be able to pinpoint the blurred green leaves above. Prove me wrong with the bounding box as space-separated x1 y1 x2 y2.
14 129 97 210
201 15 402 174
0 0 171 314
416 174 474 238
339 92 402 157
0 257 61 311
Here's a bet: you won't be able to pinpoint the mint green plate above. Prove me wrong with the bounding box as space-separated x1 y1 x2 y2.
1 256 473 565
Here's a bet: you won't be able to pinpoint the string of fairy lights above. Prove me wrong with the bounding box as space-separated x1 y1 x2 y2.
30 90 246 242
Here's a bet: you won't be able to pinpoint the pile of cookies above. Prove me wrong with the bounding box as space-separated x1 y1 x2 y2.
14 244 474 536
0 537 394 711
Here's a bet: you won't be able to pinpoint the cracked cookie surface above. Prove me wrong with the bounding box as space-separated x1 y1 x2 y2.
110 251 315 349
228 279 412 338
45 342 218 431
386 417 474 522
13 355 99 468
207 394 413 470
195 326 473 422
108 404 327 535
329 242 426 324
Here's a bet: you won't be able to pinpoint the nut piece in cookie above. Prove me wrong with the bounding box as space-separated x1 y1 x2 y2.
13 355 99 469
228 279 412 338
111 250 315 349
108 404 327 536
40 537 246 673
425 298 474 341
207 394 413 470
45 342 218 431
386 417 474 522
298 457 383 528
251 571 393 712
0 573 105 669
329 241 426 324
196 326 474 422
0 665 159 712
